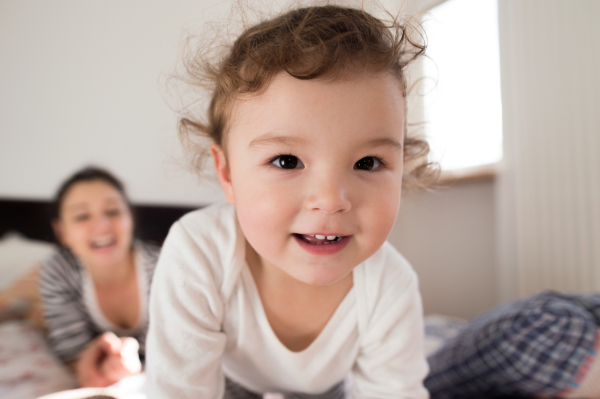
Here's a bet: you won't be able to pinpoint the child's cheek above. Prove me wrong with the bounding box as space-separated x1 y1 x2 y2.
360 181 401 247
235 185 298 259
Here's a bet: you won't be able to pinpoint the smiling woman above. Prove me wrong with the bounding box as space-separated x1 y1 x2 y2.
39 167 160 388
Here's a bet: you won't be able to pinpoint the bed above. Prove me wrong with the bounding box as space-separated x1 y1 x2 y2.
3 198 597 399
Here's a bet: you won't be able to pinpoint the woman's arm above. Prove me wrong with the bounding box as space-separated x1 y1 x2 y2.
39 253 95 364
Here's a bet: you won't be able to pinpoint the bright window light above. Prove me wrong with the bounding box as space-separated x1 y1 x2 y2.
422 0 503 171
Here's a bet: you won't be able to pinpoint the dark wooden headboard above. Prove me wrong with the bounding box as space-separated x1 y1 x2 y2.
0 198 201 244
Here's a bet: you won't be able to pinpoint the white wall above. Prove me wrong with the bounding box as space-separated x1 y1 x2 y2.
0 0 498 318
0 0 406 206
390 180 497 319
0 0 235 205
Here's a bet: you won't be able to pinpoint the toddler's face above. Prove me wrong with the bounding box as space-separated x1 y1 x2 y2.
212 71 406 286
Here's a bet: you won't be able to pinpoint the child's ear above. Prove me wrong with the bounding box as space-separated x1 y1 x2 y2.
210 143 235 205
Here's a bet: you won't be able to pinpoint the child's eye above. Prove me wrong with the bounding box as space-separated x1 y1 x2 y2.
354 156 383 171
271 155 304 170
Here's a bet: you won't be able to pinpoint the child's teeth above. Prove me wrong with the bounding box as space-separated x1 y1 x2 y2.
326 235 336 240
315 235 325 240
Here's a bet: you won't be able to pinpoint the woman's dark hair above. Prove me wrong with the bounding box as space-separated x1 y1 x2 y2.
51 167 130 220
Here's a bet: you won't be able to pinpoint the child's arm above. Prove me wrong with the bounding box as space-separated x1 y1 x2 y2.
146 221 228 399
352 262 429 399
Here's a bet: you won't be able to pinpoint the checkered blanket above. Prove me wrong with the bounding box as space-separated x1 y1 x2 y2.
425 292 600 398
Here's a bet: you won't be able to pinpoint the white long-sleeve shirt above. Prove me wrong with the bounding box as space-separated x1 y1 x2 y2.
146 202 429 399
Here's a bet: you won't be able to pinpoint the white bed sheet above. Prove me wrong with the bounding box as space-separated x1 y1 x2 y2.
0 315 466 399
0 321 77 399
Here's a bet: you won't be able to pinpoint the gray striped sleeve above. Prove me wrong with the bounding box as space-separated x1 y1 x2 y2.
40 243 160 363
39 250 95 363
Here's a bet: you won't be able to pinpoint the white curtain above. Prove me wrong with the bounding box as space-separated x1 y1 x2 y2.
497 0 600 301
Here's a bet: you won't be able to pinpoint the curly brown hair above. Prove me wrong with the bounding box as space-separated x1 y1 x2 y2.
177 3 438 189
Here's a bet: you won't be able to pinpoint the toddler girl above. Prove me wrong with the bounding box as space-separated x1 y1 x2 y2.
147 4 437 398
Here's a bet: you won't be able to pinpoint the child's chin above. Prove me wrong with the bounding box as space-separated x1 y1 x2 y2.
293 268 351 287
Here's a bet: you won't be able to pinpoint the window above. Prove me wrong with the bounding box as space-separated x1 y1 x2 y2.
421 0 502 171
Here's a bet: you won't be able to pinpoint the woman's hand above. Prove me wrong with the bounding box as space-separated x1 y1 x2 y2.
76 332 142 387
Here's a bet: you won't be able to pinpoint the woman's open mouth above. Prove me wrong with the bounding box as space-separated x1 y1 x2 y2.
293 233 351 254
90 236 117 250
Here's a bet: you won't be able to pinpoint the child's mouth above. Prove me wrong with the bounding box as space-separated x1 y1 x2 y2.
296 234 344 244
293 233 351 255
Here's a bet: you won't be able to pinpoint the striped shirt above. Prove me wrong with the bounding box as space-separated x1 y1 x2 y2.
39 241 159 363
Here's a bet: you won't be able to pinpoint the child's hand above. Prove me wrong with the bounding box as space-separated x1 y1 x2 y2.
76 332 142 387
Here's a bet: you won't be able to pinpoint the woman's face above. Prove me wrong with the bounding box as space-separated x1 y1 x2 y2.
55 180 133 270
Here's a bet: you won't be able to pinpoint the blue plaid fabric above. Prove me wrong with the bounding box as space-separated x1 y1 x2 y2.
425 292 600 399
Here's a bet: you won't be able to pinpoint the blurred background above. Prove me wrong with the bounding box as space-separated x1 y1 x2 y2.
1 0 599 319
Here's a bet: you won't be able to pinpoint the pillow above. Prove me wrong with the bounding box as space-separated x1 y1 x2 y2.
425 291 600 398
0 232 55 290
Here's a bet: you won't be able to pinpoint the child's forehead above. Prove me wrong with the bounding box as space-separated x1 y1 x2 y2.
226 71 406 148
231 70 405 115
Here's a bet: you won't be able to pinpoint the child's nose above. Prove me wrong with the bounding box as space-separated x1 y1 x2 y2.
305 173 352 214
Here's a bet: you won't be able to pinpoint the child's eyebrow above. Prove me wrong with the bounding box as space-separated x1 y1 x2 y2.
248 134 308 149
363 137 403 150
248 134 402 150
